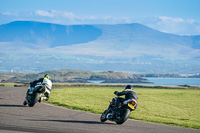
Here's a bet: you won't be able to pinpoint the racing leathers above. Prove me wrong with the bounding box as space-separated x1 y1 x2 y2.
24 77 52 102
113 89 138 111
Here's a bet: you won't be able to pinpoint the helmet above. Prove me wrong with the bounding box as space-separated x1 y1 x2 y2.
125 85 133 90
44 74 51 80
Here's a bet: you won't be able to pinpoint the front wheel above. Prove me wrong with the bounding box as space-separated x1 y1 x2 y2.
100 110 108 122
116 108 130 124
28 93 40 107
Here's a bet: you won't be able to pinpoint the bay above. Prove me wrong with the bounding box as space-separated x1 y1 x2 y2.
141 78 200 86
88 78 200 86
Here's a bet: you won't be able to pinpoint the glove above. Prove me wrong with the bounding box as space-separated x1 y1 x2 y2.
114 91 118 95
30 82 33 87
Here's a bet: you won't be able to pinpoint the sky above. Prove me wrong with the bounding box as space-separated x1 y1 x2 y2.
0 0 200 35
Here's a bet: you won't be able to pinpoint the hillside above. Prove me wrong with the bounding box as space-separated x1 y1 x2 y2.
1 21 199 51
0 21 200 73
0 69 148 83
0 21 102 48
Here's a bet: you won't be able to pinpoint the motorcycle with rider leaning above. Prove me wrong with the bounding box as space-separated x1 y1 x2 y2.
23 74 52 107
100 85 138 124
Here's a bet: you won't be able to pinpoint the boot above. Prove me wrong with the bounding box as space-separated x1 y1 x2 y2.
40 96 49 102
38 97 41 103
23 98 27 105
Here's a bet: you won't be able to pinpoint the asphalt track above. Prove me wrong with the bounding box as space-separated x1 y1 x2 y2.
0 87 199 133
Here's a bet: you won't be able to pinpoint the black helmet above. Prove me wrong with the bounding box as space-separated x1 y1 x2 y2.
125 85 133 90
44 74 51 80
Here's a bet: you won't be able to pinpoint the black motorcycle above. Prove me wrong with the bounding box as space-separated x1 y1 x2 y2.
23 84 46 107
100 96 137 124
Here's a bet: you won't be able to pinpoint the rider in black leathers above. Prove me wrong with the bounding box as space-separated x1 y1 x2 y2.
112 85 138 112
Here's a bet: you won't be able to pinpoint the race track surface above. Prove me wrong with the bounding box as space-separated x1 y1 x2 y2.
0 87 199 133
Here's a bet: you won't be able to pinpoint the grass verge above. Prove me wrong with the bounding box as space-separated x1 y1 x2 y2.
46 86 200 129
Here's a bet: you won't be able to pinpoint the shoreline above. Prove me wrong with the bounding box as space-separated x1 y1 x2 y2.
1 82 199 90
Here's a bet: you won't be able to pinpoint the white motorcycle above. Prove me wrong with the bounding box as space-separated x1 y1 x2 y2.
23 85 44 107
23 78 52 107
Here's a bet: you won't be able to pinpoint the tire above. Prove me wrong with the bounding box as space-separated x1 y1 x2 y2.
100 110 108 122
116 108 130 124
28 93 40 107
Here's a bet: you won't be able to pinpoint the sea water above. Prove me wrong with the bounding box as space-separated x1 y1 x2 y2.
143 78 200 86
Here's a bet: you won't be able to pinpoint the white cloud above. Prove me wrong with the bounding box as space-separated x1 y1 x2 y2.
0 10 133 24
35 10 54 17
1 11 17 16
158 16 184 23
160 16 200 35
50 10 76 19
141 16 200 35
32 10 131 25
34 10 98 21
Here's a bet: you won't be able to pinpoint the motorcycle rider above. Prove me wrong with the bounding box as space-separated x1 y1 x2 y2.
112 85 138 115
23 74 52 105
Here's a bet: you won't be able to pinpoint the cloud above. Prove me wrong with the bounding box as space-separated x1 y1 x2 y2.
35 10 95 21
139 16 200 35
156 16 200 35
158 16 184 23
0 10 130 24
1 11 18 16
33 10 132 25
35 10 54 17
35 10 77 19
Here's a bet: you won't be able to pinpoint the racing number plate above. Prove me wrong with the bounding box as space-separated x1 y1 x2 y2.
128 103 134 109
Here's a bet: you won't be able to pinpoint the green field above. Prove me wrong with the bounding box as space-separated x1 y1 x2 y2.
46 86 200 129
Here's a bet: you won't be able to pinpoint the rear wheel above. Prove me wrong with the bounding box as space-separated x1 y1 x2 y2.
116 108 130 124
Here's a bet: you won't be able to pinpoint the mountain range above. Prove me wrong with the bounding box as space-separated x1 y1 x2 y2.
0 21 200 73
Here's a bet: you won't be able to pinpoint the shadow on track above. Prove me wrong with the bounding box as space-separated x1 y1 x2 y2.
29 119 114 125
0 104 25 107
50 120 114 125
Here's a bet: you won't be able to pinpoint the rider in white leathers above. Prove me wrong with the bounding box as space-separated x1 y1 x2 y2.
23 74 52 105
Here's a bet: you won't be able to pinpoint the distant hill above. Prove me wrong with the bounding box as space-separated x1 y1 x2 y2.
0 69 148 83
0 21 200 73
0 21 102 48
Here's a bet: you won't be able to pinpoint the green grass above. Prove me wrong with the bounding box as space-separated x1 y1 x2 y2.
0 83 23 87
46 86 200 129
